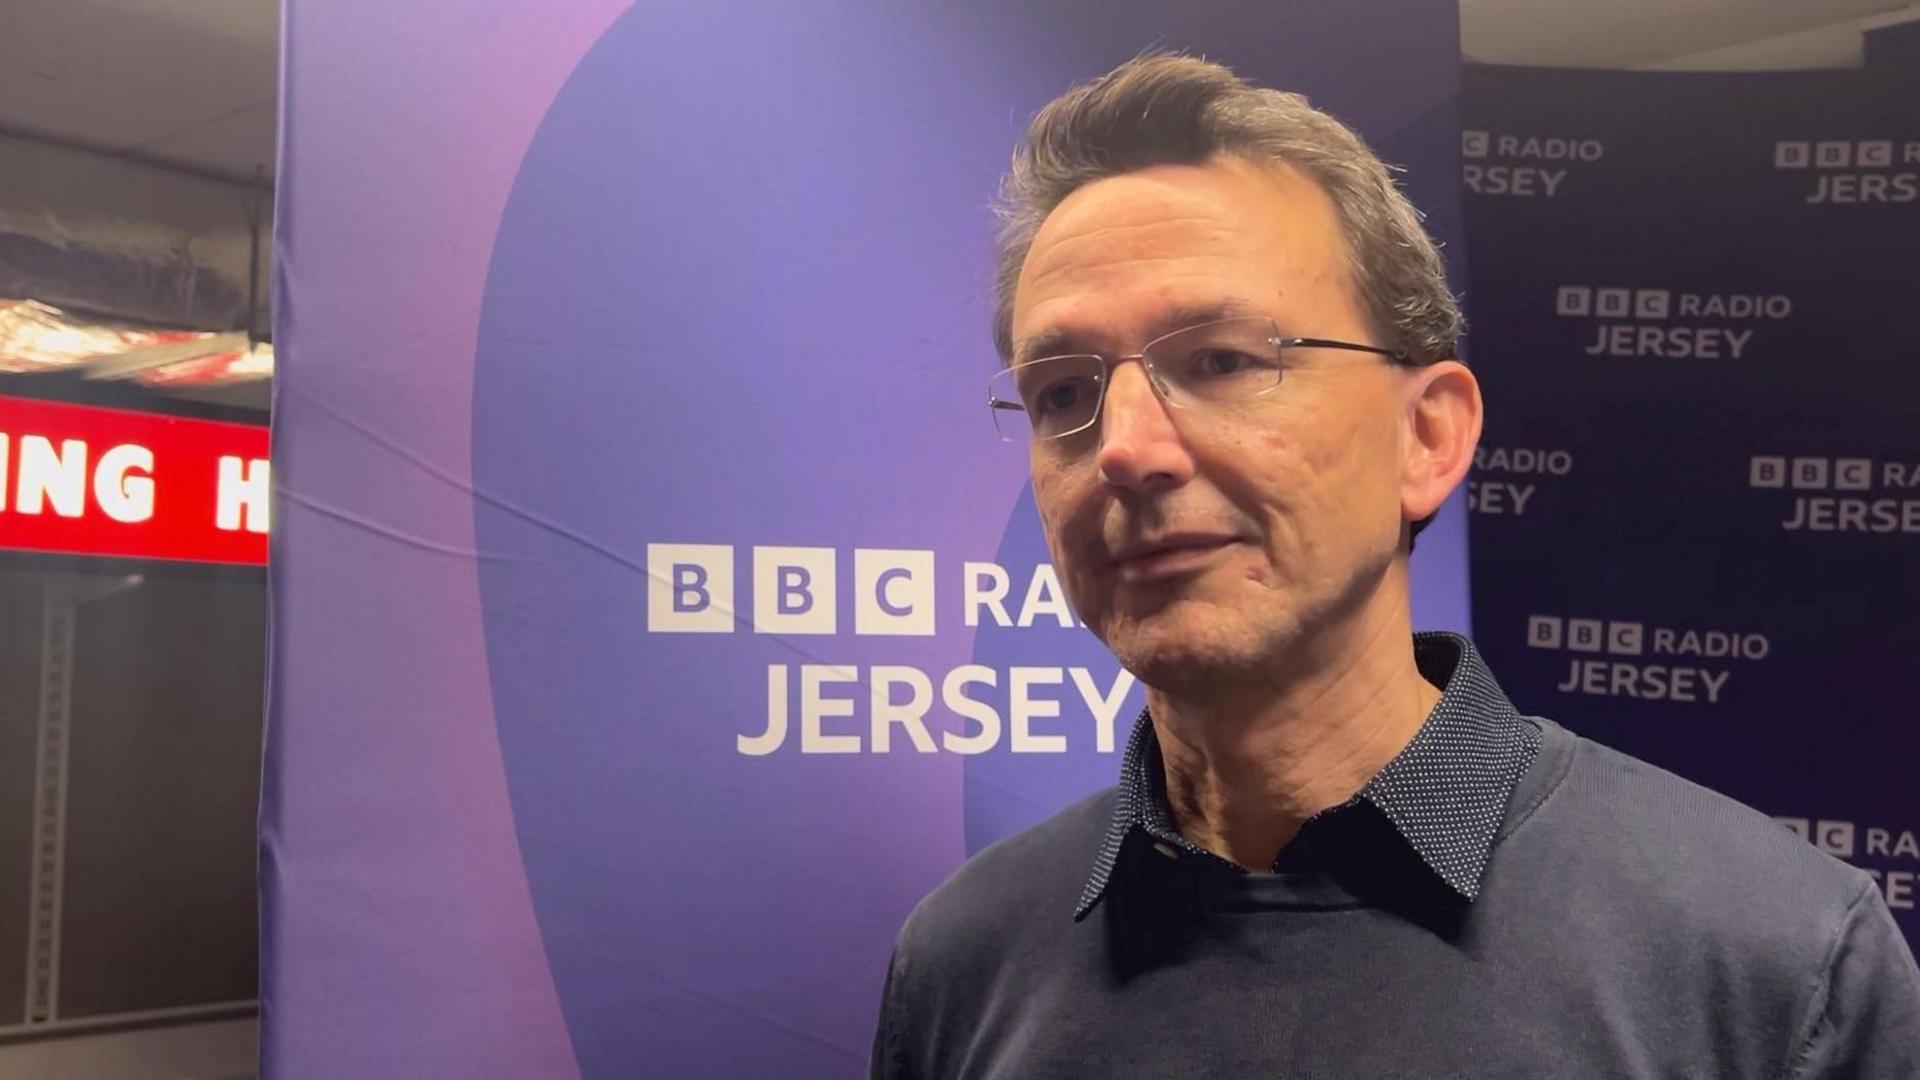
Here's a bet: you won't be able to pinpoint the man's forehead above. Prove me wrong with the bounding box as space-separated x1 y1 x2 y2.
1031 156 1335 251
1024 166 1264 271
1009 159 1345 361
1010 297 1267 363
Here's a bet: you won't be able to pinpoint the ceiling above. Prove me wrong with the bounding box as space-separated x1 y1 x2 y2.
1463 0 1918 69
0 0 1915 189
0 0 278 186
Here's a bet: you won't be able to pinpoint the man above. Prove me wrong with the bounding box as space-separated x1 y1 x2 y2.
869 54 1920 1077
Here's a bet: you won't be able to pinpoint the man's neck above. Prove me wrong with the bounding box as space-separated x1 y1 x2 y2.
1148 580 1441 871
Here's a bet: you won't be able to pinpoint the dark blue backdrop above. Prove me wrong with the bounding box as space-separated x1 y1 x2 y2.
1462 57 1920 948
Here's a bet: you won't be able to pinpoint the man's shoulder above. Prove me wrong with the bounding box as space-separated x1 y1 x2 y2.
1507 717 1872 941
897 786 1114 954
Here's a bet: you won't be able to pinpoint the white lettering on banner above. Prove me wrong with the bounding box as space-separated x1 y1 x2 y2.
1554 286 1787 361
654 549 1103 635
646 543 736 633
1870 870 1917 911
657 545 1141 754
93 444 156 523
1528 615 1769 706
215 455 271 534
1070 667 1136 753
752 546 836 635
1646 628 1771 660
1807 174 1920 203
855 548 936 636
1750 456 1920 536
800 665 860 754
966 561 1088 630
942 665 1001 755
1010 667 1066 753
1554 661 1730 703
741 663 1137 755
1817 819 1858 857
1465 481 1535 516
740 666 790 756
1017 565 1075 629
1471 447 1574 518
1461 165 1564 197
16 436 88 516
2 435 167 524
869 666 936 754
1490 134 1604 160
1775 138 1920 205
1556 287 1794 321
0 395 269 563
1474 448 1574 476
1867 828 1920 860
1779 815 1920 911
1582 325 1753 359
1782 498 1920 533
1674 294 1793 320
1462 130 1602 198
964 562 1012 627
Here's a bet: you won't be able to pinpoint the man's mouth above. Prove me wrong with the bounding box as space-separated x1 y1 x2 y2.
1110 534 1238 579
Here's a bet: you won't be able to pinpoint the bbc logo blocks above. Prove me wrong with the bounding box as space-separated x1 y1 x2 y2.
1527 615 1644 656
1776 817 1858 858
1748 457 1874 491
1555 286 1670 319
1773 140 1897 169
647 543 736 633
646 544 936 636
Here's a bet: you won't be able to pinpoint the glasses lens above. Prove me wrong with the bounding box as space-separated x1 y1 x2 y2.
988 355 1105 441
1145 318 1283 406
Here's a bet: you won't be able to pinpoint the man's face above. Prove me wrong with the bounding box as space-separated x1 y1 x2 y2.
1009 156 1414 694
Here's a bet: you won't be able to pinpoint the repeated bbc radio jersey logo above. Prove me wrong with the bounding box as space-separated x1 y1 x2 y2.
1773 138 1920 204
1526 615 1770 705
1468 446 1573 517
1554 285 1790 359
1749 455 1920 535
1777 816 1920 911
645 544 1140 757
1461 130 1602 197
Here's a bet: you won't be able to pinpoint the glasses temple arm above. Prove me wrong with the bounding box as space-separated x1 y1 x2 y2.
1277 336 1415 364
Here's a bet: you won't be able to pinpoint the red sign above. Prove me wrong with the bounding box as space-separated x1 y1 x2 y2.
0 393 269 565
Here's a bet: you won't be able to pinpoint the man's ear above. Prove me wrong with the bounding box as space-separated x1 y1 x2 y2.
1400 360 1482 525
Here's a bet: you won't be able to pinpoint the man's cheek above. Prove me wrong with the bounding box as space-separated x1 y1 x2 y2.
1057 553 1101 601
1037 516 1078 578
1064 578 1103 631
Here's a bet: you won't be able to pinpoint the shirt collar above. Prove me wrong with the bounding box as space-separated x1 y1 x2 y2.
1074 632 1540 921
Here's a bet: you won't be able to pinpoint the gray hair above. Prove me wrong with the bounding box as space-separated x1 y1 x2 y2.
992 53 1462 366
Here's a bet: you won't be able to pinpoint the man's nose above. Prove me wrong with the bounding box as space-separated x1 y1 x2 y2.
1095 360 1195 492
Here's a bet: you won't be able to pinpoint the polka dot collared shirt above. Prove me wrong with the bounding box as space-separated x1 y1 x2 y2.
1073 632 1541 921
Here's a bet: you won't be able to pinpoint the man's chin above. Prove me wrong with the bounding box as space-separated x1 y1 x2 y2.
1096 613 1287 697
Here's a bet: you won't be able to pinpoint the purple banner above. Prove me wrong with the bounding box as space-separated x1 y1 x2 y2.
267 2 1466 1076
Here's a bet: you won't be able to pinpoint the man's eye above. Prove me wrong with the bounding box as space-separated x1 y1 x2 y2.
1031 380 1085 415
1192 349 1254 376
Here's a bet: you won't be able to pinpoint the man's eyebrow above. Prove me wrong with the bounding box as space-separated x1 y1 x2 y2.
1156 299 1261 332
1010 299 1264 365
1010 327 1088 366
